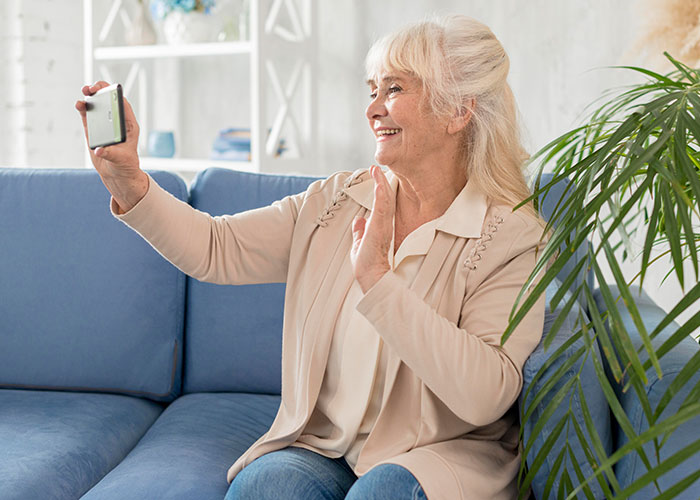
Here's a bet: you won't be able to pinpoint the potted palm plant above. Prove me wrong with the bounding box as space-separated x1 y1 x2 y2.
507 53 700 499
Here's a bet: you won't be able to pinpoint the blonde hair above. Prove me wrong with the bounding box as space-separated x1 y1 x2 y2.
365 15 535 215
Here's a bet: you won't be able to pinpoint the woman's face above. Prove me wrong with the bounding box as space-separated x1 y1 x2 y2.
365 72 454 173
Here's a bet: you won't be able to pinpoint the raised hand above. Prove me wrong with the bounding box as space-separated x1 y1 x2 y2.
350 165 395 293
75 81 148 214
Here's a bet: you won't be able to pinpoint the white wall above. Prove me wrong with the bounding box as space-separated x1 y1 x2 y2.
321 0 643 174
0 0 84 168
1 0 697 336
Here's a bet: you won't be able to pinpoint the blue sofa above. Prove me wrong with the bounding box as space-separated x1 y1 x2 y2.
0 167 697 499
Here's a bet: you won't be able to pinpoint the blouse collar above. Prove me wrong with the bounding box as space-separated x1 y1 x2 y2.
345 169 488 239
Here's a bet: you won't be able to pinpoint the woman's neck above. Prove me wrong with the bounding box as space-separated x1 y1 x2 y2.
393 166 467 223
387 163 467 254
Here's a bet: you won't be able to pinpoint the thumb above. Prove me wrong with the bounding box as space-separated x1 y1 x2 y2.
94 146 122 163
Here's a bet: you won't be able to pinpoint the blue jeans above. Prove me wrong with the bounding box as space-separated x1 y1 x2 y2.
225 446 427 499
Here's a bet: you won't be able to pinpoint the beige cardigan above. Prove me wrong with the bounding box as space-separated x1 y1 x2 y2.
114 168 547 500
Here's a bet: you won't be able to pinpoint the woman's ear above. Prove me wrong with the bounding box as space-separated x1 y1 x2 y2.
447 98 475 135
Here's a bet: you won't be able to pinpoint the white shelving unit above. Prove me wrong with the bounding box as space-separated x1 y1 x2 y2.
83 0 317 174
93 41 253 60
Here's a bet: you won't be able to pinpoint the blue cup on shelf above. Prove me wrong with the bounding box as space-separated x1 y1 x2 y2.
147 130 175 158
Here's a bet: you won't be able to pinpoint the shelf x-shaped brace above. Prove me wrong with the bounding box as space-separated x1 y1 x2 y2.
265 0 307 42
266 59 305 157
98 0 132 43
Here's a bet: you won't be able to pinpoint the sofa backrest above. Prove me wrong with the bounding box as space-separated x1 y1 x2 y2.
184 168 319 394
521 174 606 496
536 173 595 308
0 168 187 402
521 280 612 498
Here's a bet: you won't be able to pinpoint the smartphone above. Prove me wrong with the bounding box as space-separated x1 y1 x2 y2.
85 83 126 150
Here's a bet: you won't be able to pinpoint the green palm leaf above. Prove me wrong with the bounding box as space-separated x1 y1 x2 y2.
511 52 700 499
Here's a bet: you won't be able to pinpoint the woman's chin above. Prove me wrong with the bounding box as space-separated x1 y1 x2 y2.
373 150 393 167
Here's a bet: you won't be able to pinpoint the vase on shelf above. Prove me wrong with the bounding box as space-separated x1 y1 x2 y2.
162 10 222 44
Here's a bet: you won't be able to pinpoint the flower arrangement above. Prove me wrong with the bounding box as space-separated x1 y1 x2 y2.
150 0 216 21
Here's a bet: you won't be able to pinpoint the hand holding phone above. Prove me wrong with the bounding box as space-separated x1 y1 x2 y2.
76 81 148 213
85 83 126 149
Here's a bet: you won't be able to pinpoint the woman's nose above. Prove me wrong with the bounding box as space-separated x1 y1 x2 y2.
365 97 387 121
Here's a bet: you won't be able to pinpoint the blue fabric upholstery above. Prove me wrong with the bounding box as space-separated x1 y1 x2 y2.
0 169 187 401
536 173 595 309
0 389 162 500
592 285 700 499
184 168 319 394
521 280 612 499
82 392 280 500
3 167 695 500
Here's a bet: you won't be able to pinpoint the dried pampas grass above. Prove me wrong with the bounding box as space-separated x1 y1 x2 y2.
634 0 700 71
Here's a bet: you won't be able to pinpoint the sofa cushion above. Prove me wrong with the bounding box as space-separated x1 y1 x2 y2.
520 279 612 499
0 389 162 500
82 392 280 500
184 168 319 394
0 168 187 401
592 285 700 499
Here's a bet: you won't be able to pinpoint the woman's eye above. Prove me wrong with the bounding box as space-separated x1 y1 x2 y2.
368 86 400 99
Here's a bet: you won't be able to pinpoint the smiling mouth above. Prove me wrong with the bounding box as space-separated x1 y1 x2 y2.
376 128 401 137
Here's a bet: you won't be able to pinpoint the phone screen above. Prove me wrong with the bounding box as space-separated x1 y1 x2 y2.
86 84 126 150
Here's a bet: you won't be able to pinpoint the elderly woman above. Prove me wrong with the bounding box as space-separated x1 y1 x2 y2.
76 15 546 500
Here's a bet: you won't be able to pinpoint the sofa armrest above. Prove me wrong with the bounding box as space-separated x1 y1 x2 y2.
591 284 697 382
591 285 700 498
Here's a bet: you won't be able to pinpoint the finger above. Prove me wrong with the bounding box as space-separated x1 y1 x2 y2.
75 99 88 125
82 81 112 96
75 99 95 151
370 167 387 214
367 167 395 236
371 165 395 211
352 216 367 245
364 198 393 254
370 164 390 188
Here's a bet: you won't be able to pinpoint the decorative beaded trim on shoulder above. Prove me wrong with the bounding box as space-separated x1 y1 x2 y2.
342 169 369 189
315 169 369 227
463 214 505 270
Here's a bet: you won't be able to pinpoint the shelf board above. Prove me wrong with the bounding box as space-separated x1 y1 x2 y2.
140 157 257 173
94 41 252 60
